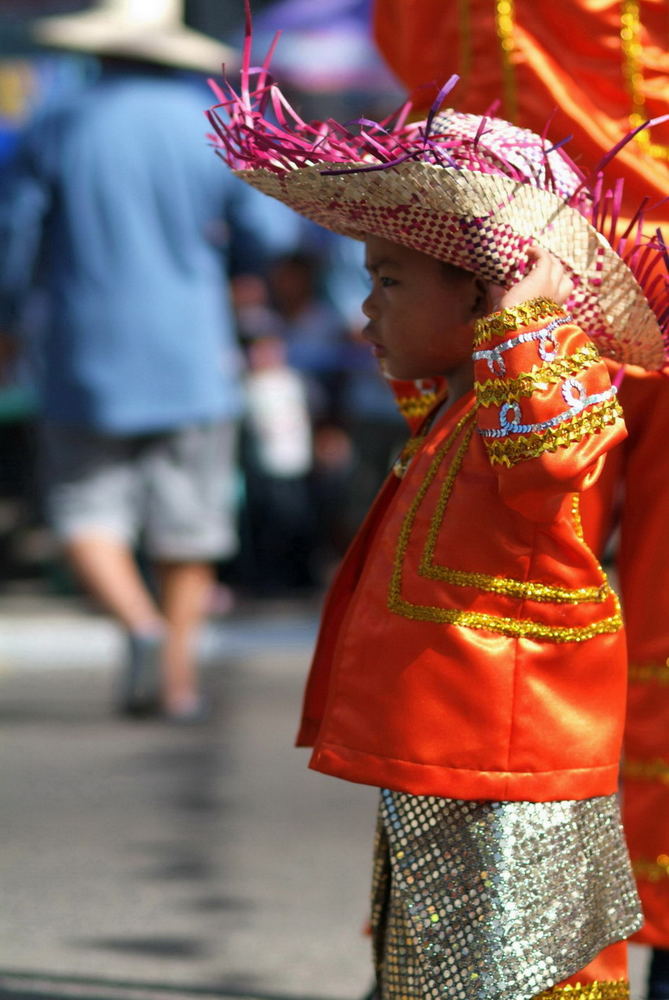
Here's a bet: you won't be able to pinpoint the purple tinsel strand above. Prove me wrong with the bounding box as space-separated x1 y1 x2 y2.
424 74 460 139
655 228 669 272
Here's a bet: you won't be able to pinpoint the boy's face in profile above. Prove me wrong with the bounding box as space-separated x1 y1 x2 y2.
362 235 480 382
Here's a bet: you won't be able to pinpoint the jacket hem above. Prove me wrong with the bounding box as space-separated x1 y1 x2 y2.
296 718 320 746
308 743 620 801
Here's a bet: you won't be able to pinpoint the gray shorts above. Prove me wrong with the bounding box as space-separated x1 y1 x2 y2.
42 421 238 561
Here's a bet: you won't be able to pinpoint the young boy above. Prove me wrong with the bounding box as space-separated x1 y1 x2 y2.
208 26 668 1000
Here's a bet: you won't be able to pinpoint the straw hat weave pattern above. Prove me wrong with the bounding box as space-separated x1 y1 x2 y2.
208 25 669 371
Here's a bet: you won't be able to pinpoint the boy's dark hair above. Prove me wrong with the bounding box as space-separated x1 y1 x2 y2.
440 260 472 282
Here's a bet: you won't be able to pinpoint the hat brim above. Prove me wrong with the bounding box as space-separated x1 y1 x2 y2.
234 160 665 370
33 15 236 74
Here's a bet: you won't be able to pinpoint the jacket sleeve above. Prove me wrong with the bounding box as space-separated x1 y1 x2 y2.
473 297 627 519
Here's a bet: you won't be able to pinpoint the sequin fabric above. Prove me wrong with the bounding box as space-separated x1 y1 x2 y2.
371 790 641 1000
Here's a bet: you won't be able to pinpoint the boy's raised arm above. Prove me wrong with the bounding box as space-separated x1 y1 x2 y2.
473 249 627 516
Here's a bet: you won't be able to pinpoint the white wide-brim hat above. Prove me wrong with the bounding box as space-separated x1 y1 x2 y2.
32 0 236 75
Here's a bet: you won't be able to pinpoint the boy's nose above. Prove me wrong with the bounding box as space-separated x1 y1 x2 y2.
362 292 377 319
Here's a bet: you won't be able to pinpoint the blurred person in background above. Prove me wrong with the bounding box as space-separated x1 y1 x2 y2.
235 248 351 591
298 231 407 548
267 250 349 426
266 249 355 569
241 331 316 595
0 0 278 722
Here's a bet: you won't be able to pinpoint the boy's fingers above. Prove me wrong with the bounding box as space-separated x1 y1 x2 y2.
526 248 556 284
496 246 572 311
526 244 549 266
560 274 575 300
527 249 570 292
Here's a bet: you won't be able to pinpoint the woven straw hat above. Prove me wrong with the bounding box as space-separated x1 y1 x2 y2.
32 0 236 75
208 34 668 370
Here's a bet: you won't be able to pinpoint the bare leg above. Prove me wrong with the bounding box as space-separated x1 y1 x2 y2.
65 536 213 716
65 532 165 713
155 560 214 715
64 532 163 632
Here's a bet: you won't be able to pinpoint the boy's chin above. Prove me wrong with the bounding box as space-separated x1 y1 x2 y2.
380 359 444 381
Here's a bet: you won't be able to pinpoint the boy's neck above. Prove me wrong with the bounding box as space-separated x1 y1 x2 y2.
444 359 474 407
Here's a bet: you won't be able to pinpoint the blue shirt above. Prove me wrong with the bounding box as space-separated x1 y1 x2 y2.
0 68 286 433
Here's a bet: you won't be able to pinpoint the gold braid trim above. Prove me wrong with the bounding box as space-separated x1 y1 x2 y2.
632 854 669 883
620 0 669 161
388 409 623 641
628 661 669 684
419 442 611 605
473 297 564 347
495 0 518 122
535 981 629 1000
623 757 669 784
484 395 623 468
475 342 602 406
572 494 585 541
420 561 611 605
395 392 438 420
389 592 622 641
393 436 425 479
457 0 472 85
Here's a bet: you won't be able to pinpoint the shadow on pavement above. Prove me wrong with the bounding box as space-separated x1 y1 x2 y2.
0 969 348 1000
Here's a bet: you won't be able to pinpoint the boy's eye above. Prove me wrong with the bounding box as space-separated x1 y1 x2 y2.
380 276 398 288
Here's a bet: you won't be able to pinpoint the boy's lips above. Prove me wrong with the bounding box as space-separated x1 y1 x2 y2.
363 326 387 357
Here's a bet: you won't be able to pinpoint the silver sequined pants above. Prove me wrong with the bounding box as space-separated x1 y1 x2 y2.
371 789 642 1000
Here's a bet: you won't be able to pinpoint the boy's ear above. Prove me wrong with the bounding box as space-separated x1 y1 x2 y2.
470 276 491 320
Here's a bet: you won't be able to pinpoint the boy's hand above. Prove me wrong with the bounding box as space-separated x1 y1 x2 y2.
489 246 574 313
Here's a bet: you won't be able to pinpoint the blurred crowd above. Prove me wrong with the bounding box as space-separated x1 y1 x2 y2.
234 243 408 595
0 164 408 603
0 0 408 720
0 56 405 605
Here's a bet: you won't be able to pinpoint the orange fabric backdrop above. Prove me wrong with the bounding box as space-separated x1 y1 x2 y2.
373 0 669 225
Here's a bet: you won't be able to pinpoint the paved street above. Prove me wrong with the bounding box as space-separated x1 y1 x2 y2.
0 597 651 1000
0 599 376 1000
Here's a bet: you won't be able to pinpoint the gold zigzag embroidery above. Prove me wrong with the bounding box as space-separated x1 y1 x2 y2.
473 297 565 347
475 343 602 406
484 396 623 468
536 980 630 1000
395 392 438 419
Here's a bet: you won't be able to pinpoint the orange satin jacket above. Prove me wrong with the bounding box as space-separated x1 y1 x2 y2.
297 299 628 801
